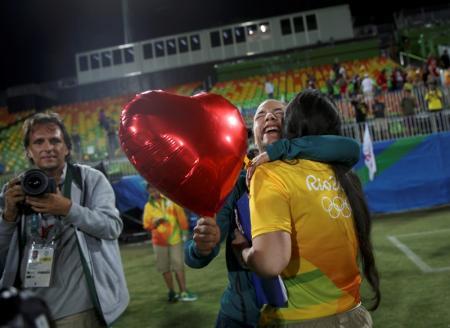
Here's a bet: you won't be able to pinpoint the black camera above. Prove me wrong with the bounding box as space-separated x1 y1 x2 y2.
20 169 57 196
0 287 54 328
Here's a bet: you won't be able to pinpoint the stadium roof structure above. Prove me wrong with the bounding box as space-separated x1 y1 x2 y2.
1 0 449 90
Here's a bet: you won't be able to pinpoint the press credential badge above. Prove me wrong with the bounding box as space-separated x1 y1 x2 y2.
24 242 56 288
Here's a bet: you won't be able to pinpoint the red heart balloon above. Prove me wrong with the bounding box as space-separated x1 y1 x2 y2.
119 90 248 216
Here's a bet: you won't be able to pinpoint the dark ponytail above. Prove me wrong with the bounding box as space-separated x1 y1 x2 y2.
332 165 380 310
284 90 380 310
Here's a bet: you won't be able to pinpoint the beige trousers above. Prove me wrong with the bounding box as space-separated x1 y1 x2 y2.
55 309 104 328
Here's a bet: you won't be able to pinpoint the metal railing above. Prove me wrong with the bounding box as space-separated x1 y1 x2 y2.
341 110 450 142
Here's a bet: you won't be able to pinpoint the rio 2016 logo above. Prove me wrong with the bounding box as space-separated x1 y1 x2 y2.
321 196 352 219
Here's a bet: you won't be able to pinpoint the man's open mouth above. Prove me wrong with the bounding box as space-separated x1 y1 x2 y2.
264 126 280 134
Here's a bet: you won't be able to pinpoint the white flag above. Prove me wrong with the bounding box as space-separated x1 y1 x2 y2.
363 124 377 181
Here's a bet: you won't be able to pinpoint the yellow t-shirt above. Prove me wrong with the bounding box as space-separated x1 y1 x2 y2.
142 196 188 246
250 160 361 325
425 89 443 111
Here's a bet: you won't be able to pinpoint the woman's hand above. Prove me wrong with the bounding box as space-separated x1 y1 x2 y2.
246 152 269 188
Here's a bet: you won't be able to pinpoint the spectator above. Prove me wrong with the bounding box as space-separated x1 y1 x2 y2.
0 112 129 326
326 77 334 96
142 183 197 303
352 93 368 124
329 69 336 83
400 86 417 117
98 108 109 131
264 80 274 99
337 77 348 99
106 118 119 160
372 93 386 119
427 56 440 84
351 74 362 96
401 86 418 136
339 65 347 80
377 69 388 92
373 93 388 138
361 73 374 111
71 127 82 161
425 82 444 132
440 49 450 69
333 59 341 80
425 82 444 112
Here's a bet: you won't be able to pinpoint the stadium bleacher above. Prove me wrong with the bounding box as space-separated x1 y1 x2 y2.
0 82 201 175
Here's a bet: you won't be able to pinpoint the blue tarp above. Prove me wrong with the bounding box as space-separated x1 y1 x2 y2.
112 175 147 213
364 132 450 213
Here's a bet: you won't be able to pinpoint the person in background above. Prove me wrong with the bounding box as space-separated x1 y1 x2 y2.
376 69 388 92
361 74 374 112
264 80 275 99
98 108 109 131
351 93 368 141
400 85 418 136
234 90 380 327
424 81 444 132
106 117 119 160
372 92 388 139
424 82 444 112
440 49 450 69
71 127 82 161
143 183 198 303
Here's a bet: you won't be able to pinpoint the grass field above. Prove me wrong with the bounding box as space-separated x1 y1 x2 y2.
115 207 450 328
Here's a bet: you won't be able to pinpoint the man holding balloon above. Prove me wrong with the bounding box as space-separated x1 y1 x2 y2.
184 99 360 327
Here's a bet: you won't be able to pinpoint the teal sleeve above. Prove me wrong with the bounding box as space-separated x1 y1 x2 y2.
184 173 247 268
266 135 361 167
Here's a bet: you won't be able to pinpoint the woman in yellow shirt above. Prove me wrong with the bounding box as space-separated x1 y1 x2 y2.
235 90 380 327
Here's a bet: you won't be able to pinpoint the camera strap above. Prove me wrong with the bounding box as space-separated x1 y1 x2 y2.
69 164 105 325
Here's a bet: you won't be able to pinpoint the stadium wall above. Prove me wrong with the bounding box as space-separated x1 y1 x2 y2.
57 63 214 104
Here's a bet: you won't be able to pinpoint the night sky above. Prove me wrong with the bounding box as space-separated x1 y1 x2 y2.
1 0 447 90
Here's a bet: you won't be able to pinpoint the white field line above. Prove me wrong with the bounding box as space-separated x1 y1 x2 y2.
387 235 450 273
393 228 450 238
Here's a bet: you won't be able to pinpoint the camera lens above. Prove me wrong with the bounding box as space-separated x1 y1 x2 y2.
21 169 49 196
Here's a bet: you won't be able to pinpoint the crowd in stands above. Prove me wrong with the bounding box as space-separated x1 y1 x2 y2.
1 57 449 175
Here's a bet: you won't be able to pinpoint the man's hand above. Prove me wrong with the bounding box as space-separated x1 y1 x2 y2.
3 177 25 222
192 216 220 256
25 188 72 217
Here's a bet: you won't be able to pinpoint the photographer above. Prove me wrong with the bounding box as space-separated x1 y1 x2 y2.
0 112 129 327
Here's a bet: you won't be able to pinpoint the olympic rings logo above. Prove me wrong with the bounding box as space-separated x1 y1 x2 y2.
321 196 352 219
